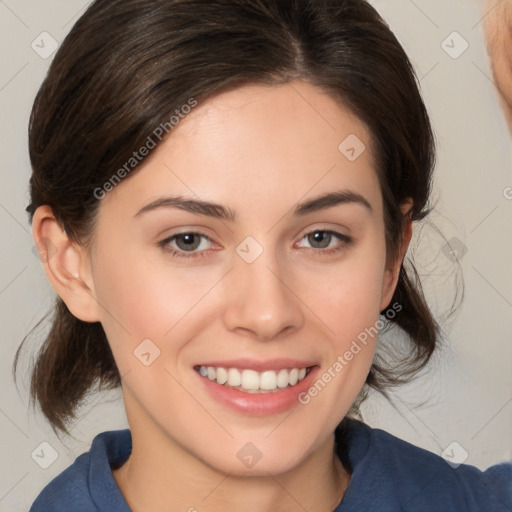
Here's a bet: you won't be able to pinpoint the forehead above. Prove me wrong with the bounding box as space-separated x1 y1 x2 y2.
100 80 383 222
170 80 375 162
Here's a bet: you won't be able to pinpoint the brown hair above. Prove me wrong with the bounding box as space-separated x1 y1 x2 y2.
16 0 445 434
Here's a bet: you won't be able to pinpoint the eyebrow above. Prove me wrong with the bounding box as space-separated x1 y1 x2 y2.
134 190 373 221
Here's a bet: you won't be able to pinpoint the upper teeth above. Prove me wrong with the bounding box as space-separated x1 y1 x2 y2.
198 366 309 392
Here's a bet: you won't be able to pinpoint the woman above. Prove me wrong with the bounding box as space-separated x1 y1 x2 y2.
17 0 511 510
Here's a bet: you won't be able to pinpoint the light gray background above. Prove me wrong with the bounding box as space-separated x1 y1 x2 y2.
1 0 511 510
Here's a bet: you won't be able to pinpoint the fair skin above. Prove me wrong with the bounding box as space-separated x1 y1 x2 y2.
33 81 412 512
484 0 512 132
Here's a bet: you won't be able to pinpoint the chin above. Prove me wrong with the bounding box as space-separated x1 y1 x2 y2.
207 451 309 478
190 431 323 478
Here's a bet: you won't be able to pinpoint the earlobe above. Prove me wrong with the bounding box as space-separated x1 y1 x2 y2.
379 199 413 312
32 205 101 323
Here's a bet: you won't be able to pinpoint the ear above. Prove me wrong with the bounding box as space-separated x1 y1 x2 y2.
32 205 101 322
379 199 413 312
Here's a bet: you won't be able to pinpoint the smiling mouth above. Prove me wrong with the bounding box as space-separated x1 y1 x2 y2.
194 365 313 394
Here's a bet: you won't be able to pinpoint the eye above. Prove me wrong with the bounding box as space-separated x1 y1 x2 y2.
296 229 352 255
158 232 213 260
158 229 352 260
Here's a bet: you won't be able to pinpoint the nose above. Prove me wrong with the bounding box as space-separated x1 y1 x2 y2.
222 248 304 341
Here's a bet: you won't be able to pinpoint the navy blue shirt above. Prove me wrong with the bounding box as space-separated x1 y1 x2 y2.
30 418 512 511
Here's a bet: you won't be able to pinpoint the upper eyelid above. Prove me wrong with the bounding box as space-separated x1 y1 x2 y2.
295 230 351 247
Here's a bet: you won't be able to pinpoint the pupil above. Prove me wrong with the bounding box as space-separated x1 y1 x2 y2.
177 234 199 251
310 231 329 248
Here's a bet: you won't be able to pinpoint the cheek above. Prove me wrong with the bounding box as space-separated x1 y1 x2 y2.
295 251 386 412
303 237 386 337
90 237 222 364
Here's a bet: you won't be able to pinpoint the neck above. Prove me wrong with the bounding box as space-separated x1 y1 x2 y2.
112 416 350 512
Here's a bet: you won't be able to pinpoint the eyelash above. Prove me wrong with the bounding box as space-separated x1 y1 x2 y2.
158 229 352 260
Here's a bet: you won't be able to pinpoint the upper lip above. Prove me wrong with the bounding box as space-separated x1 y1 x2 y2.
194 358 317 372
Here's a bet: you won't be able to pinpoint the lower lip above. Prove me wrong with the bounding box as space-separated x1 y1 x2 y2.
195 366 319 415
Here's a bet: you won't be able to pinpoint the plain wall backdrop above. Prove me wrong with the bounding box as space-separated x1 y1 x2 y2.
1 0 511 510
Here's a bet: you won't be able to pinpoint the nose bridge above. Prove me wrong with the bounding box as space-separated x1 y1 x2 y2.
222 238 304 340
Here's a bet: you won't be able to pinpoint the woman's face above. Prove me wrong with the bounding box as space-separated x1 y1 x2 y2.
83 80 402 474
